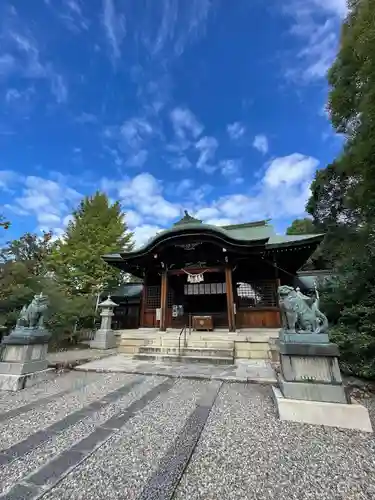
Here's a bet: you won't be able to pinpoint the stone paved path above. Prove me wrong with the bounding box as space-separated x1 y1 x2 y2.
0 372 375 499
47 348 117 367
74 354 277 383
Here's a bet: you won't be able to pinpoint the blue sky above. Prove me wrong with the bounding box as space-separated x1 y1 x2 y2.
0 0 346 246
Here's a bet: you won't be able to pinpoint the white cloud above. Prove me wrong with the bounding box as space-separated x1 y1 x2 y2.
120 118 153 149
195 207 220 220
170 155 192 170
310 0 347 17
75 112 98 124
263 153 318 188
0 54 16 76
50 73 68 103
253 134 269 155
132 224 163 248
5 88 21 102
117 173 181 224
206 217 234 226
220 159 242 178
0 9 68 103
195 136 218 173
125 149 148 168
102 0 126 61
285 0 347 82
124 209 143 228
227 122 246 140
14 176 82 234
170 107 203 140
0 169 21 190
140 0 215 59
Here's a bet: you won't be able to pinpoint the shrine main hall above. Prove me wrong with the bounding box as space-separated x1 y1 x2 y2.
103 212 323 333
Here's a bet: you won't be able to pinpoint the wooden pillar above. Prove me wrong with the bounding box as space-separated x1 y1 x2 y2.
273 254 282 327
225 265 236 332
160 269 168 331
139 276 147 327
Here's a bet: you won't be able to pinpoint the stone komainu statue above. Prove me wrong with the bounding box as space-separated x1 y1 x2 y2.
277 285 328 334
17 293 49 329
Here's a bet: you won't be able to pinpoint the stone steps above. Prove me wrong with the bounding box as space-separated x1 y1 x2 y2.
138 346 234 358
133 353 234 365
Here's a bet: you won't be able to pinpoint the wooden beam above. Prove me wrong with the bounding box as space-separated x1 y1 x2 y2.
160 270 168 331
225 265 236 332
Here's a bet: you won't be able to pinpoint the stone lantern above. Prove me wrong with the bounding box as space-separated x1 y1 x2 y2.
90 296 118 350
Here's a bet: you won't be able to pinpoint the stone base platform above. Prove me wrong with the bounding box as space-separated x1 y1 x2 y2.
90 329 116 350
272 386 373 432
0 368 55 391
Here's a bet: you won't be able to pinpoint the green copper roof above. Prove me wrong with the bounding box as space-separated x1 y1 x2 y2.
102 215 324 263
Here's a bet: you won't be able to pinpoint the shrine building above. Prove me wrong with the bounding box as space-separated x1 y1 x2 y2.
102 212 323 333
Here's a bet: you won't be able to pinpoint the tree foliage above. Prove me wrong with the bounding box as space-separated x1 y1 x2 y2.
307 0 375 378
0 231 95 342
49 192 134 295
286 218 316 235
0 215 10 230
0 192 135 346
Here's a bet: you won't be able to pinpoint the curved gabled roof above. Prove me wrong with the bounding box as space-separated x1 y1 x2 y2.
102 214 325 266
118 222 270 260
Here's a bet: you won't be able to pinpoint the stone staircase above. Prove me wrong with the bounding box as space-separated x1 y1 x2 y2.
133 340 235 365
117 328 278 364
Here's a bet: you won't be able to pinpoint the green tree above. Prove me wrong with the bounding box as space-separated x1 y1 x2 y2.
0 230 96 342
286 218 316 235
307 0 375 378
326 0 375 220
0 215 10 230
49 192 134 295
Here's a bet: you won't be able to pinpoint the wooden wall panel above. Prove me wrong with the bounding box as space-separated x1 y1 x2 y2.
143 309 156 327
236 308 281 328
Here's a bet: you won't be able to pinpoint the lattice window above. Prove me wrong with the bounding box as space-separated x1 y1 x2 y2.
145 286 174 308
184 282 227 295
146 286 160 308
236 280 277 308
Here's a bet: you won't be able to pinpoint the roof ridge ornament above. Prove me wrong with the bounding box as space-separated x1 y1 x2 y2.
173 210 202 226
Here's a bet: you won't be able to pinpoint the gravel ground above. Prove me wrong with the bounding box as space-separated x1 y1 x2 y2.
0 372 135 449
0 371 102 411
174 383 375 500
0 375 162 494
42 379 219 500
1 371 375 500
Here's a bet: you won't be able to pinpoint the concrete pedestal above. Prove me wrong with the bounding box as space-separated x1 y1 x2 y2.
272 387 372 432
90 329 116 349
273 331 372 431
0 335 53 392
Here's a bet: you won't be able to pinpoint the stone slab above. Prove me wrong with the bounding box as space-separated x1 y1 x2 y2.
272 386 373 432
279 341 339 357
0 359 48 376
280 353 342 384
0 368 55 391
279 332 330 344
278 375 348 403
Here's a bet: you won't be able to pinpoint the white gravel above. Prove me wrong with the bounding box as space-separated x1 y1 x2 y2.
43 379 218 500
0 375 163 495
0 372 136 449
174 383 375 500
0 371 102 412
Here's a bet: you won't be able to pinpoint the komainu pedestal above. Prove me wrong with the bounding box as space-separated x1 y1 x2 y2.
273 286 372 432
278 332 348 404
0 293 53 391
